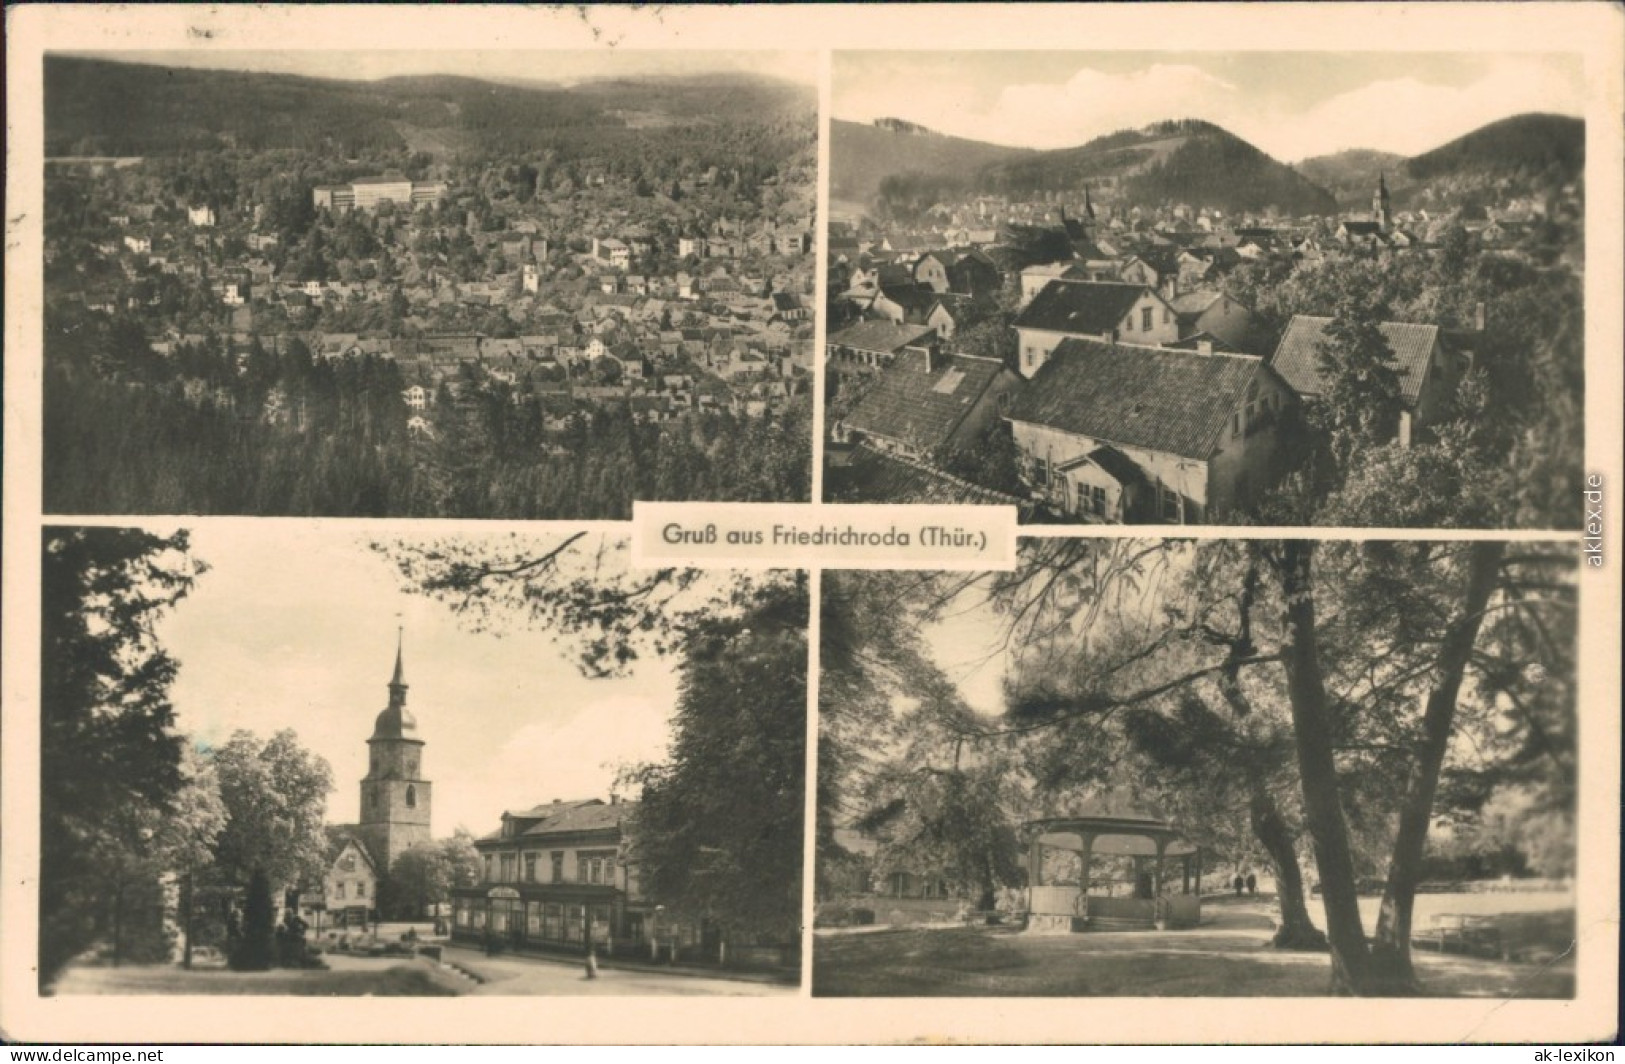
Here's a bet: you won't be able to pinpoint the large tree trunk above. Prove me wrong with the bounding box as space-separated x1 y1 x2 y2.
1248 782 1326 951
1276 541 1388 994
1370 542 1506 987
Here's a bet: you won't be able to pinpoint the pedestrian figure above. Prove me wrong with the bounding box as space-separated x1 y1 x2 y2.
1233 873 1244 896
584 942 599 980
1246 872 1257 896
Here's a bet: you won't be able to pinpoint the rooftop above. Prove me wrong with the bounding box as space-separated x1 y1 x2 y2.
1006 338 1270 460
1270 315 1442 405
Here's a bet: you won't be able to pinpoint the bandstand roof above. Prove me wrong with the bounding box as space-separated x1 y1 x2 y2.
1026 795 1199 858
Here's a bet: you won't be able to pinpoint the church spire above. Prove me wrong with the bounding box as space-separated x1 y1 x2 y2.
390 626 406 690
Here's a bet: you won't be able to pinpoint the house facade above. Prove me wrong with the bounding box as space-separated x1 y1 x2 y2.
1013 281 1179 378
449 798 700 958
1005 338 1296 523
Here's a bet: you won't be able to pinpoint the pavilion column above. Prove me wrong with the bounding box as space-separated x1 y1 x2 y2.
1154 839 1168 896
1027 835 1044 893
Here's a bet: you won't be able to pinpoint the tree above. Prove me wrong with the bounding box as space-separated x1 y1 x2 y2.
232 868 276 971
624 576 809 950
39 526 205 988
1310 291 1403 477
209 730 334 900
927 538 1573 994
388 830 481 920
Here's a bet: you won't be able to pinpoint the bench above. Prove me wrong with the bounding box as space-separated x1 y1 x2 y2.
1412 913 1505 959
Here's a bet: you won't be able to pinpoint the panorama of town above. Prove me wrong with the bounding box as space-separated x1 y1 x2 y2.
43 56 816 519
824 109 1584 529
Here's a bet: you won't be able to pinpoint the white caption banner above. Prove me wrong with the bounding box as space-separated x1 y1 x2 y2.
631 502 1019 571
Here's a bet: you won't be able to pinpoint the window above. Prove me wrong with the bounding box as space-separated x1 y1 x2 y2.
339 855 356 872
1162 487 1182 523
1141 306 1153 331
499 854 516 883
551 852 564 884
405 785 416 808
1164 308 1172 324
525 853 538 883
483 854 494 883
335 883 346 900
356 881 366 898
1082 485 1106 517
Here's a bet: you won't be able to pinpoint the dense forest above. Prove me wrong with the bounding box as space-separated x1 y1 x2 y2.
43 312 811 518
44 56 814 170
1406 114 1584 184
961 120 1338 215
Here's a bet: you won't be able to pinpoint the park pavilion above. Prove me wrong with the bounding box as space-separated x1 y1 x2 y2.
1025 800 1204 933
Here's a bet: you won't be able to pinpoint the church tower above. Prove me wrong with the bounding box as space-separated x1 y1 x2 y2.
358 632 432 874
1373 173 1392 233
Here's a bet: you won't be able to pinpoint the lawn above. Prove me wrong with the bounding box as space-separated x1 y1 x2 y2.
50 954 462 996
812 896 1576 998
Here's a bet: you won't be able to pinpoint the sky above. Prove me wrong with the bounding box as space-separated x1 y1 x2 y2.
918 543 1191 718
833 52 1584 161
70 49 818 89
152 525 682 837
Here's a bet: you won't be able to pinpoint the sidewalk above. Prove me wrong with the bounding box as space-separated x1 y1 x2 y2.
441 943 796 987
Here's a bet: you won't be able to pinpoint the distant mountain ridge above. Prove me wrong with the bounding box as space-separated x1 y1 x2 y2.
1296 114 1583 211
1406 113 1583 182
829 118 1032 206
45 56 811 158
1294 149 1412 210
977 119 1338 216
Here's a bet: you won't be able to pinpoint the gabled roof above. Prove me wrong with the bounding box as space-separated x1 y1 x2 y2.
843 352 1009 452
1006 338 1272 461
1269 315 1442 405
323 826 378 872
1124 246 1181 276
1014 280 1149 337
827 319 936 354
831 443 1033 513
518 799 636 838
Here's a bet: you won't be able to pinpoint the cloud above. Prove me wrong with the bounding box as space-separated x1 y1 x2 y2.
984 64 1243 149
1255 60 1584 160
836 55 1583 160
837 62 1242 149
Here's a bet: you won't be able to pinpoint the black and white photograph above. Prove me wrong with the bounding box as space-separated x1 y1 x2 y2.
40 525 807 996
823 52 1587 529
5 1 1621 1048
40 50 817 519
815 539 1578 997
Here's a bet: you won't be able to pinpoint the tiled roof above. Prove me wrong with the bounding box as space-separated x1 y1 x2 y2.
519 800 635 838
826 320 936 355
843 353 1007 452
1014 280 1145 337
1269 315 1441 405
1006 338 1267 460
831 443 1032 512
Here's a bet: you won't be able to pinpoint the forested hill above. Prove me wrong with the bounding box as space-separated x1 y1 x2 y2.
1294 149 1411 209
829 118 1032 206
44 56 812 159
1404 113 1584 185
976 120 1338 216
